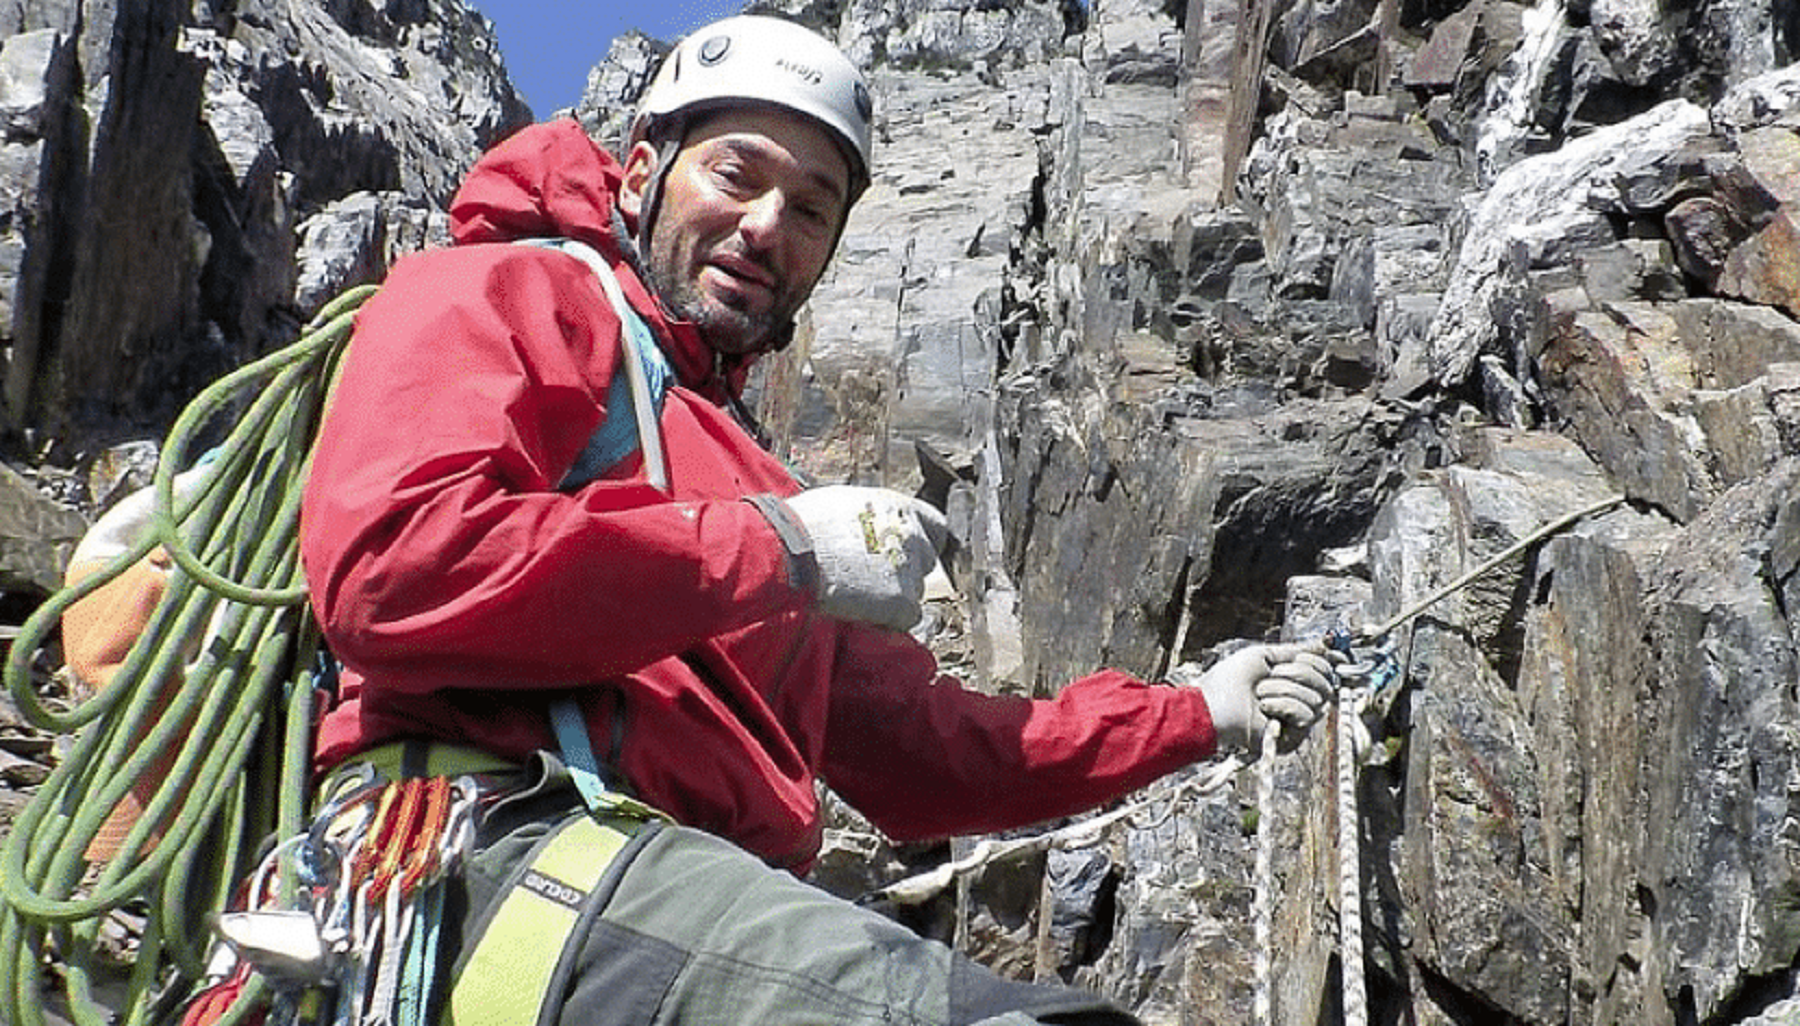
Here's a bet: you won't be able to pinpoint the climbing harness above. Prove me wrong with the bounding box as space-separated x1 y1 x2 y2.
442 808 643 1026
0 283 374 1026
218 745 656 1026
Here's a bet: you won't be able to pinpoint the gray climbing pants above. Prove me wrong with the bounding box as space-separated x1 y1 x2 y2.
452 755 1139 1026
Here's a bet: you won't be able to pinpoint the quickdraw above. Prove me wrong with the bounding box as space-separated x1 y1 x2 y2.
191 773 484 1026
1327 627 1400 695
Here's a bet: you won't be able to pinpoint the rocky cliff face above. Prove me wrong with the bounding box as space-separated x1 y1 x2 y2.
0 0 526 603
706 1 1800 1023
2 0 1799 1024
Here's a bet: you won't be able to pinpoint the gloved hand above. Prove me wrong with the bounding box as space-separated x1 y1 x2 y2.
1168 642 1339 754
783 484 949 631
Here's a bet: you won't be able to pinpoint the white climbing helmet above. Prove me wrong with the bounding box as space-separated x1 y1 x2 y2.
629 15 874 202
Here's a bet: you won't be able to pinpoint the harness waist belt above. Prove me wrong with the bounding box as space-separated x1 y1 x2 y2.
328 741 519 784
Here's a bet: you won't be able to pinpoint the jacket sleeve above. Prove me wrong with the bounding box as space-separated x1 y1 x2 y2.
300 246 809 692
820 626 1219 841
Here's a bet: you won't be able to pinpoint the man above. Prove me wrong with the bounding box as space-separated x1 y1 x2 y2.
298 14 1336 1025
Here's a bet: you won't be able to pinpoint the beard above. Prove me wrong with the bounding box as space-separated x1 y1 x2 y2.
645 238 801 356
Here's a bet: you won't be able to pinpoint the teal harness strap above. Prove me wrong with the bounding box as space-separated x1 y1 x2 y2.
549 699 611 814
514 238 673 820
397 884 443 1026
515 237 672 493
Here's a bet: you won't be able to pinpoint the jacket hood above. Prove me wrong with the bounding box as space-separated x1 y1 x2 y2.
447 118 754 399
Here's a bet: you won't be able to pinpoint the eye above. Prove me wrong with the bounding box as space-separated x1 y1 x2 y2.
709 158 755 195
793 192 841 232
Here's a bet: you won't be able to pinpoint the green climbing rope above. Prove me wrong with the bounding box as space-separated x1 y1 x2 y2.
0 283 375 1026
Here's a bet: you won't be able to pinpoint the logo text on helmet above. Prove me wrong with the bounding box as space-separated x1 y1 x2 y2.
774 57 824 87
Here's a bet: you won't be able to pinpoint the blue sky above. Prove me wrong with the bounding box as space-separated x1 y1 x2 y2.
472 1 750 117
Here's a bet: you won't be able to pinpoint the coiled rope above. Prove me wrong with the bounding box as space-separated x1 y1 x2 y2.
0 285 374 1026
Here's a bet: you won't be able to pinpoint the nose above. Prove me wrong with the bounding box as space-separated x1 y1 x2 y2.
737 190 787 248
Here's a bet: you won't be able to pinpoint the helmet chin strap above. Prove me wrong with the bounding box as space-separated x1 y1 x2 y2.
633 136 682 261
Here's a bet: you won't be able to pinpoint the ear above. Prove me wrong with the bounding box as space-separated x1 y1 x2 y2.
618 140 660 225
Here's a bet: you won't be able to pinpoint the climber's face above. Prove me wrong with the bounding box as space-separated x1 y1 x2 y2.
622 106 851 355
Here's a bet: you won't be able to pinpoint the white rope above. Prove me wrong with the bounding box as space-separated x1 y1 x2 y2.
1337 687 1369 1026
1251 719 1279 1026
1252 690 1376 1026
1358 493 1625 641
871 755 1245 906
872 673 1376 1026
1235 497 1623 1023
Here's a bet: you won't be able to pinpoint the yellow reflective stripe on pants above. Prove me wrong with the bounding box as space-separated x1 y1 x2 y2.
444 815 632 1026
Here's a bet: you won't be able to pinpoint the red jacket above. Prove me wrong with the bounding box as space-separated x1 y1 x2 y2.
300 119 1219 870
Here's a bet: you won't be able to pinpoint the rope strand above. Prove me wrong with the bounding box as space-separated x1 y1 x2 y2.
1252 719 1279 1026
1360 493 1625 642
868 756 1245 907
1337 688 1367 1026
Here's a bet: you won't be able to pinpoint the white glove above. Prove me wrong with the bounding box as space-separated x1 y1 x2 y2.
1169 642 1338 754
783 485 949 631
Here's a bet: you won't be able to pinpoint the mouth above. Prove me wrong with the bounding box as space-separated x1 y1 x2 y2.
704 252 778 299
